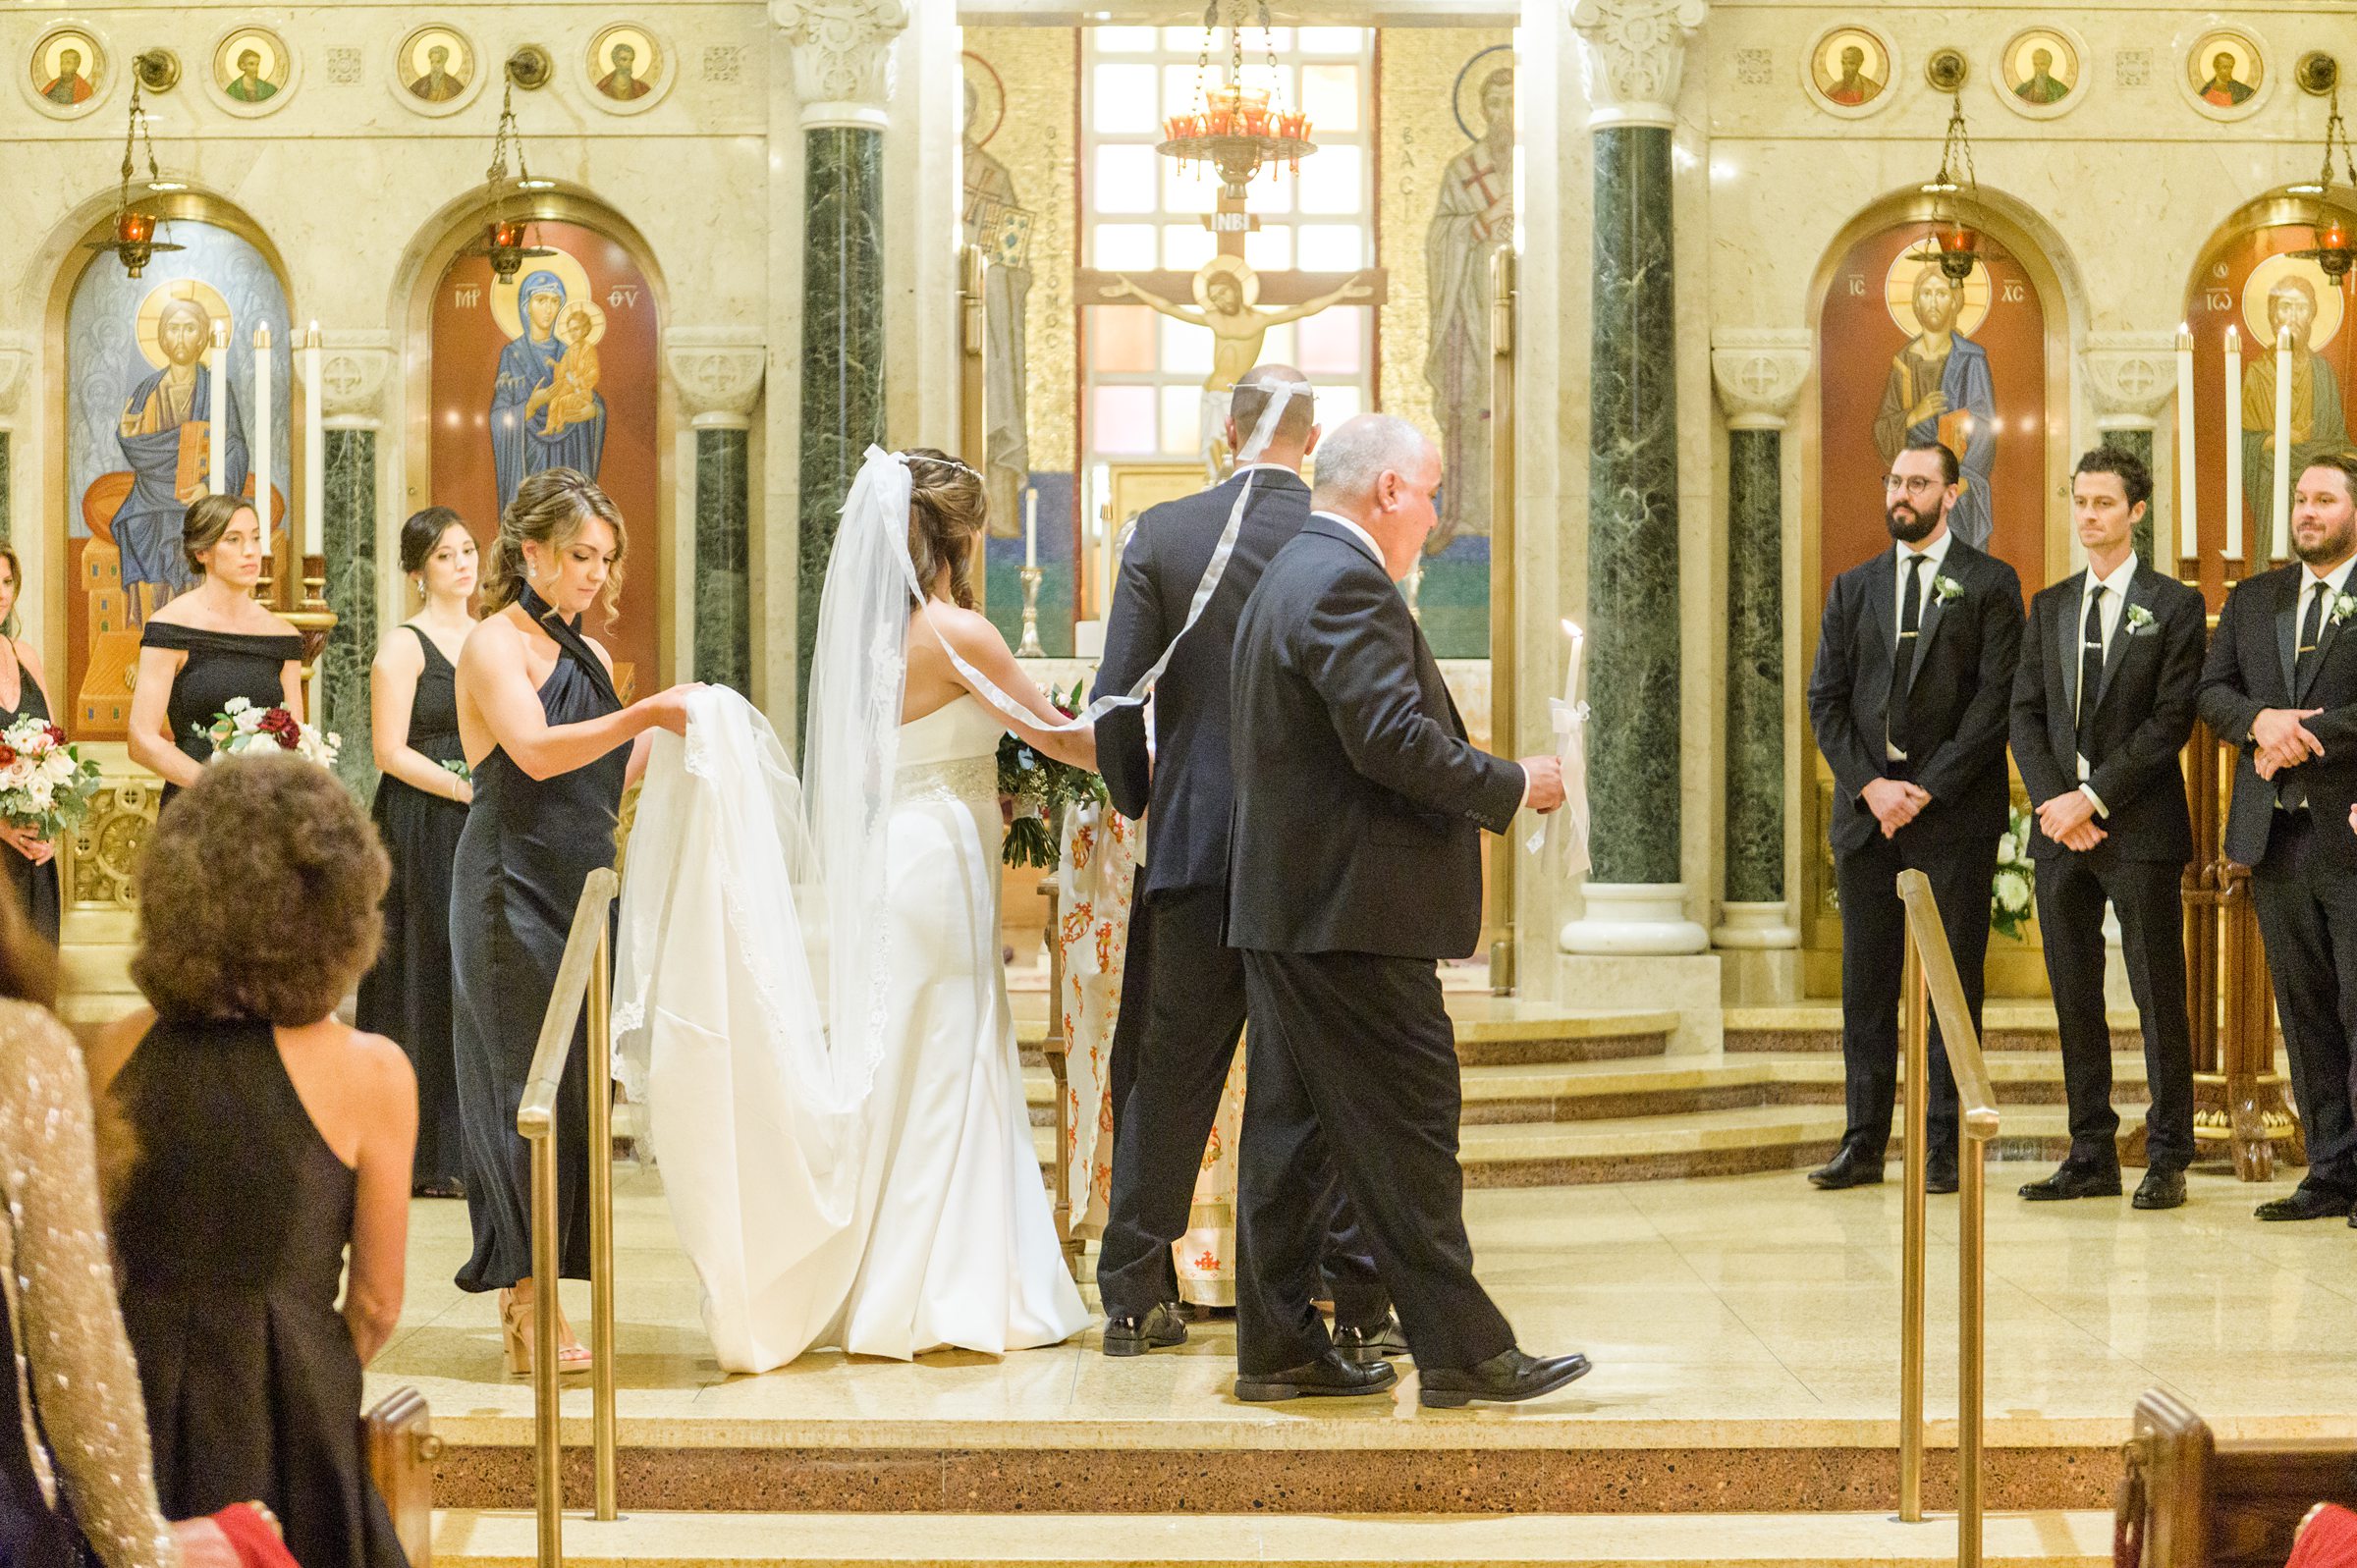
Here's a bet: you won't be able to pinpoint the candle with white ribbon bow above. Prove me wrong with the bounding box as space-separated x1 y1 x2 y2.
2174 324 2198 559
252 324 272 559
2224 325 2243 560
1529 620 1592 875
2274 323 2295 561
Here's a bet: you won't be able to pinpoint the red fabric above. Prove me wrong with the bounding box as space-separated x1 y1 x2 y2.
210 1504 301 1568
2289 1503 2357 1568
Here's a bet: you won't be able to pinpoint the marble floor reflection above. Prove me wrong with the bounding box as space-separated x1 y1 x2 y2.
370 1162 2357 1447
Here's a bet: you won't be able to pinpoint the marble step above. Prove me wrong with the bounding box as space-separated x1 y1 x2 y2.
1727 1003 2283 1057
426 1507 2113 1566
1015 1006 1677 1069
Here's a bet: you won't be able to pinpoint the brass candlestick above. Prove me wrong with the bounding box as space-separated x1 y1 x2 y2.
1016 565 1046 657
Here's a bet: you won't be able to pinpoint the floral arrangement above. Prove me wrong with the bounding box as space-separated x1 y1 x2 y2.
1991 805 2037 942
997 680 1106 870
0 717 101 842
200 697 342 770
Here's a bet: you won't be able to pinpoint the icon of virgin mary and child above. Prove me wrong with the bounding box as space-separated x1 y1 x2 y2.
491 270 606 514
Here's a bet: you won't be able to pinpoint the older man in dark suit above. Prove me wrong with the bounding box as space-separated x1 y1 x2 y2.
2008 447 2204 1210
2197 453 2357 1224
1806 438 2024 1194
1226 412 1583 1408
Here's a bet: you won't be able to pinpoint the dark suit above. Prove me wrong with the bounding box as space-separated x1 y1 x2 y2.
1227 515 1527 1375
1091 470 1383 1325
1807 535 2024 1162
2008 561 2203 1171
2196 561 2357 1197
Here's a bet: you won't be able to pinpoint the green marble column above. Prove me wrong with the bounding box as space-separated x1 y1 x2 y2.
321 428 377 799
1724 426 1782 905
695 427 751 695
1585 125 1681 887
795 126 886 725
2107 426 2157 566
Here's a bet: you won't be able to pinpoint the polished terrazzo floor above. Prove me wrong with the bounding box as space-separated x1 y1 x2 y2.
367 1160 2357 1449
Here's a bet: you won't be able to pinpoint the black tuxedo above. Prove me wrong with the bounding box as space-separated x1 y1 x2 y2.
2008 561 2203 1171
2196 561 2357 1197
1807 533 2023 1162
1227 516 1526 1375
1089 472 1383 1325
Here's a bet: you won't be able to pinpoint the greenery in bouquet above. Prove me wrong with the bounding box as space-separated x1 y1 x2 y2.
997 679 1106 870
440 757 473 784
1991 805 2037 942
0 716 101 841
201 697 343 770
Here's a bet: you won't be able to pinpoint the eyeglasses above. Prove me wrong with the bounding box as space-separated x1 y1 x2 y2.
1882 473 1946 495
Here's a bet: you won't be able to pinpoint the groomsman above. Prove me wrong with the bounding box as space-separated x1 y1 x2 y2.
2197 454 2357 1224
2008 448 2203 1209
1090 367 1394 1358
1806 439 2023 1193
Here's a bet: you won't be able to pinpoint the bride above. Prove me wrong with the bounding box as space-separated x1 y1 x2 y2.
616 447 1091 1371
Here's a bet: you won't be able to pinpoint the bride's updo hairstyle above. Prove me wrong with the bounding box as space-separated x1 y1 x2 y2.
481 467 628 625
904 449 983 610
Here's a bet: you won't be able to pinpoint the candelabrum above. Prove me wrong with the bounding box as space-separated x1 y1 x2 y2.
1016 566 1046 657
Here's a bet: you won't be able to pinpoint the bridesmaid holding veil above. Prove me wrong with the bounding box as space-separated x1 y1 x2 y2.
448 468 695 1377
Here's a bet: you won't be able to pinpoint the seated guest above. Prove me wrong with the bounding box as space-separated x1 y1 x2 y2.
0 547 63 944
89 757 414 1568
0 879 236 1568
127 497 304 813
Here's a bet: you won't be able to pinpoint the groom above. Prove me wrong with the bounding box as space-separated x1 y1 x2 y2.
1227 413 1587 1407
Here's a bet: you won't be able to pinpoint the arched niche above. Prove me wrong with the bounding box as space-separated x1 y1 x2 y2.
398 190 674 697
2176 190 2357 597
40 191 297 738
1795 189 2076 1000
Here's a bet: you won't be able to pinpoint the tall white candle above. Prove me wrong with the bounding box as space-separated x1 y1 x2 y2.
207 320 228 498
252 323 273 563
301 323 323 562
1561 619 1584 711
2174 324 2199 560
1024 486 1037 569
2275 323 2295 561
2224 326 2244 561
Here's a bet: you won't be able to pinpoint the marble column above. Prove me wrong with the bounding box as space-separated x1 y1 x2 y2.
2082 335 2177 566
1708 333 1809 951
670 337 767 696
780 0 905 724
0 340 22 550
1562 0 1708 956
308 341 392 800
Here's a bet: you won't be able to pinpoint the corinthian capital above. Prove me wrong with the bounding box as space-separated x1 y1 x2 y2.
1710 329 1811 430
774 0 908 131
1570 0 1707 131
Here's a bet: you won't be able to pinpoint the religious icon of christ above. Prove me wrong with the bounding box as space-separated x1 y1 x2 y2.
110 297 248 616
1872 267 1997 550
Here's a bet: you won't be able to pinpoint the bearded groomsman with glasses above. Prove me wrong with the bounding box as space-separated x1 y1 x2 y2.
1806 439 2024 1194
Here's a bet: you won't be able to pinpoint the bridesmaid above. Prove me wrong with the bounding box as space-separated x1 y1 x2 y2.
0 547 62 943
356 508 479 1199
450 468 695 1376
127 496 304 811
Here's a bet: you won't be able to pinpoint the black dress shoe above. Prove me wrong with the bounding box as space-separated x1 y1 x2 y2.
1233 1351 1398 1403
2256 1186 2354 1222
1333 1313 1408 1365
1925 1154 1959 1195
2019 1162 2123 1202
2131 1168 2186 1211
1102 1303 1188 1358
1417 1346 1593 1409
1808 1143 1886 1189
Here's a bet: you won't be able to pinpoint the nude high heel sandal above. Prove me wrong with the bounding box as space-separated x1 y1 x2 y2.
499 1287 592 1379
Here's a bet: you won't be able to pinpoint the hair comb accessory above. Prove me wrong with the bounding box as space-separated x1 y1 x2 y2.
897 451 982 481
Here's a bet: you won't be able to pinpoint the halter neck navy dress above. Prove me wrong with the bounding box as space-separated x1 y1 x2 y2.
450 588 627 1293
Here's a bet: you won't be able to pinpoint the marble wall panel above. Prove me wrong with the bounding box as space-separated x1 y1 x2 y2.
322 427 377 799
1724 426 1782 904
695 427 751 694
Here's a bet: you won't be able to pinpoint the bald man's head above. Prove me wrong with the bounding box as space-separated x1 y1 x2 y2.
1228 363 1318 467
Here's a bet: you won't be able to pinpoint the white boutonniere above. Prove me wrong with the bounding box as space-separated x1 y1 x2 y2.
2124 604 2159 636
1931 574 1965 605
2331 591 2357 627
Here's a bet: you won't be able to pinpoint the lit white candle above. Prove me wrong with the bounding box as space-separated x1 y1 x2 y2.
1561 618 1584 710
2275 323 2295 561
1024 486 1037 569
2224 326 2243 561
252 323 272 562
207 320 228 498
301 323 323 563
2174 324 2199 560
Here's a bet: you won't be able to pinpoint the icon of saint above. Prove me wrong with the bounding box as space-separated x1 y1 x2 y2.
2013 47 2070 104
225 48 276 103
42 47 93 106
2240 275 2347 545
491 271 608 515
963 73 1032 537
110 297 247 616
2200 51 2255 106
1824 45 1882 107
596 41 651 100
1872 267 1998 550
409 44 464 102
1425 64 1513 549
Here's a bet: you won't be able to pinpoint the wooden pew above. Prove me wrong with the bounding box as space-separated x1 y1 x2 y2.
2117 1389 2357 1567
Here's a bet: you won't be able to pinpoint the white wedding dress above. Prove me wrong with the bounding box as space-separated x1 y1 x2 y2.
615 687 1085 1373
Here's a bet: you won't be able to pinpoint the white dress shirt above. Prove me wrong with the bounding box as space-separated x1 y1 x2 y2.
2072 552 2139 815
2297 553 2357 637
1887 528 1955 762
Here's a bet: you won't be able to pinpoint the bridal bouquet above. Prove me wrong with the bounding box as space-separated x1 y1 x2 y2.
998 680 1106 870
201 697 342 770
0 717 100 841
1990 805 2037 943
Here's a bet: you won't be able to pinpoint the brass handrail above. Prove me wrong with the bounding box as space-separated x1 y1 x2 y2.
516 865 622 1565
1893 868 2000 1568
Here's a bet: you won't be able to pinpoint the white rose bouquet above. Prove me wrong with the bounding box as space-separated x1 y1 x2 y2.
201 697 342 770
1990 805 2036 942
0 716 101 842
